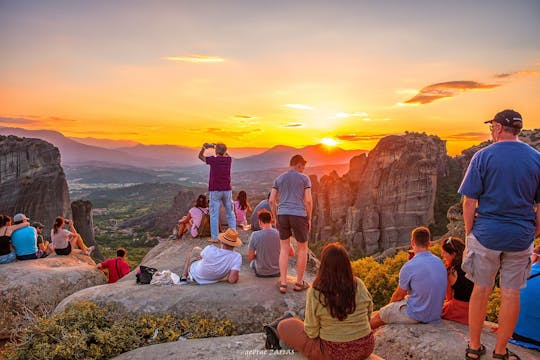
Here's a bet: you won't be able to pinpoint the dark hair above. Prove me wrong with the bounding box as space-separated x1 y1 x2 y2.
117 247 126 257
0 215 6 227
412 226 431 248
236 190 249 210
312 243 356 321
196 194 208 208
441 236 465 270
290 154 307 166
258 209 272 224
53 216 65 234
502 125 521 136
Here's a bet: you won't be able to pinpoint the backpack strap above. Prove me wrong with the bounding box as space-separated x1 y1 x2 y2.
527 272 540 281
115 258 121 279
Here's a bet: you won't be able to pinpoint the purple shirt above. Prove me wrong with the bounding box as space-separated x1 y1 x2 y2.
206 156 232 191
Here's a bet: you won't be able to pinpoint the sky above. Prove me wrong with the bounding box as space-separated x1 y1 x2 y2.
1 0 539 155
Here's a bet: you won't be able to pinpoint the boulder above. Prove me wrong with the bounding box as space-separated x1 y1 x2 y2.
71 199 104 261
0 253 106 339
55 231 318 335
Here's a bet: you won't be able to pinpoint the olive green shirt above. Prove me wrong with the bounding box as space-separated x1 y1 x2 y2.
304 277 373 342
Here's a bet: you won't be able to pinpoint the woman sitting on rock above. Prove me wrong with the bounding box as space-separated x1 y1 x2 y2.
0 214 29 264
175 194 209 239
441 236 473 324
51 216 94 256
234 190 252 229
276 242 375 360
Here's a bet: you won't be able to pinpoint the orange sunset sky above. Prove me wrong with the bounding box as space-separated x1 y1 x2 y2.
1 0 539 155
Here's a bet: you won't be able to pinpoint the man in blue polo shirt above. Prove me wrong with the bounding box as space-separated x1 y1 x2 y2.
370 226 447 329
11 213 40 260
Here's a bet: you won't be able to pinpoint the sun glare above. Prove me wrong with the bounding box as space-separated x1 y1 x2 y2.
321 137 338 147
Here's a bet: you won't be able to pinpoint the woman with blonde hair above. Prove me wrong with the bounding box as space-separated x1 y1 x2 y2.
275 242 375 360
51 216 94 256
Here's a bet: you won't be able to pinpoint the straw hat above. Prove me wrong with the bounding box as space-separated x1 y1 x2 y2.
218 228 242 247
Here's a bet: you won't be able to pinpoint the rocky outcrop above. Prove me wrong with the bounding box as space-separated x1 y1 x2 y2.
55 232 318 335
0 135 70 232
0 254 106 339
120 189 197 236
312 133 448 257
71 199 104 260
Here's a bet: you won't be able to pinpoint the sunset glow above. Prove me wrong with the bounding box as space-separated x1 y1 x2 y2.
0 1 539 155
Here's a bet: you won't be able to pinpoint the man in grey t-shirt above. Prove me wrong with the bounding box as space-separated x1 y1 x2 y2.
270 154 312 293
248 210 294 277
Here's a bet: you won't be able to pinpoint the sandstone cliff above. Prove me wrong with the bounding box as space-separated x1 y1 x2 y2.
0 254 106 339
0 135 70 231
312 133 448 257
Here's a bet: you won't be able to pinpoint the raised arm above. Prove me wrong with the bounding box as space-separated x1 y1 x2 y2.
198 145 207 163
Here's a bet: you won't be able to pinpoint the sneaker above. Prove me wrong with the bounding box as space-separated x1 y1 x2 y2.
85 246 95 256
179 276 188 285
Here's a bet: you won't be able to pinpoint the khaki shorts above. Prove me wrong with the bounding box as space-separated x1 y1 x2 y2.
379 299 419 325
462 233 532 289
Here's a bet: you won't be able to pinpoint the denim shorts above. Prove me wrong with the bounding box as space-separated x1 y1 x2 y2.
462 233 532 289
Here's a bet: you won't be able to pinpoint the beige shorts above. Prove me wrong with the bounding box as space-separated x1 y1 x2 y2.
462 233 532 289
379 299 419 325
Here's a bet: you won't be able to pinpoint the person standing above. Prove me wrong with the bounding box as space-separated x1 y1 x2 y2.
97 247 131 283
270 154 312 293
198 143 236 242
458 109 540 360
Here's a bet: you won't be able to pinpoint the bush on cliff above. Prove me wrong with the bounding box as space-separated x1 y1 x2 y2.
4 301 236 360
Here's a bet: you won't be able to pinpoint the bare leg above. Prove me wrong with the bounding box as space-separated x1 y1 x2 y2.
494 287 520 357
467 284 491 355
279 239 291 286
296 241 308 284
182 247 202 277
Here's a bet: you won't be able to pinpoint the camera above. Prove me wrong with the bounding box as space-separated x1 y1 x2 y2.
204 143 215 149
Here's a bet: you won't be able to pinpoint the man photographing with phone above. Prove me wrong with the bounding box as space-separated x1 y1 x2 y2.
198 142 236 242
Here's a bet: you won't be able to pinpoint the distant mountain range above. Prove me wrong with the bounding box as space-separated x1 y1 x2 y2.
0 127 367 171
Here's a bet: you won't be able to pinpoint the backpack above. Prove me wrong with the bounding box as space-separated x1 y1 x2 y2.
195 208 211 238
136 265 158 285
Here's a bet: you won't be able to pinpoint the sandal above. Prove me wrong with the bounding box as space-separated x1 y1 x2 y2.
492 348 520 360
293 280 310 292
279 283 287 294
465 344 486 360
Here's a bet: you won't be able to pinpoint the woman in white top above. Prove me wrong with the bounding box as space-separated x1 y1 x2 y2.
51 216 94 256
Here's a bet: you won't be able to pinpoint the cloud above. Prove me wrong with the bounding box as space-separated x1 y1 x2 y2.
336 133 394 142
162 54 225 63
494 70 540 79
285 104 314 110
0 116 38 125
404 81 499 105
444 132 489 141
233 115 256 119
281 122 305 128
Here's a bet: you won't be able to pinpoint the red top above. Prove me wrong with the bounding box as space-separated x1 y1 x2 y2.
100 257 131 283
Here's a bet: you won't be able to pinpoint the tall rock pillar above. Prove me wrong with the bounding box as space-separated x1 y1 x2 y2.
71 199 103 260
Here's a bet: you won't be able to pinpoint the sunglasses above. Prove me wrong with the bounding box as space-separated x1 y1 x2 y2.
445 237 457 253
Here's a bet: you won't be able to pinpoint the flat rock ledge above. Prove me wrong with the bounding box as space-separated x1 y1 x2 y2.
55 233 318 335
111 321 538 360
0 253 105 339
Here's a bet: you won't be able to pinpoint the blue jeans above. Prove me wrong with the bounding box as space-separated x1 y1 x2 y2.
0 251 16 264
209 190 236 239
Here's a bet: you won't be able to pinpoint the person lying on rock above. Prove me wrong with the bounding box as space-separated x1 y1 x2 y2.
370 226 447 330
11 213 42 261
179 228 242 284
174 194 209 239
276 242 376 360
51 216 94 256
97 247 131 284
0 214 30 264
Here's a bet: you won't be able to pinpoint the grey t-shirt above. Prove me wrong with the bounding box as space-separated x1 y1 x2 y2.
250 199 271 231
248 229 280 276
272 170 311 216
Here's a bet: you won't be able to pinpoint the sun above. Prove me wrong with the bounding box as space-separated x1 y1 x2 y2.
321 137 338 147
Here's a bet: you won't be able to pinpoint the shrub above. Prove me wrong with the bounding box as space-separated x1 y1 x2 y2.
4 301 236 360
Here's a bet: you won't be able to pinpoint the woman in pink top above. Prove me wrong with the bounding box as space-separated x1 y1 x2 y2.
176 194 209 238
51 216 94 256
234 190 252 228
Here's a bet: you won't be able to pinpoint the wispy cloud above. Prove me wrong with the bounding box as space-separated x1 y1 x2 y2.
281 122 305 128
162 54 225 63
404 81 499 105
285 104 314 110
494 70 540 79
444 132 489 141
233 115 256 119
335 112 368 118
336 133 394 142
0 116 38 125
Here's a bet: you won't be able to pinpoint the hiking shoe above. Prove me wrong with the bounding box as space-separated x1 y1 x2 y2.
179 276 188 285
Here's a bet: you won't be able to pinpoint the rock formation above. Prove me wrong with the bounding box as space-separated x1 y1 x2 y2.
71 199 104 260
0 254 106 339
55 232 318 335
0 135 70 232
312 133 448 257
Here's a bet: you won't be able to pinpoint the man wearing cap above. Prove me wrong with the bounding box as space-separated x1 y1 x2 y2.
33 222 52 257
198 142 236 242
180 228 242 284
270 154 312 293
11 213 41 261
458 109 540 360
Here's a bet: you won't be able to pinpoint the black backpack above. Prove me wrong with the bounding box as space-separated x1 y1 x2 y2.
136 265 158 284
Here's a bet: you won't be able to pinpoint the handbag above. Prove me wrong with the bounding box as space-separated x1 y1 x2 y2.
136 265 158 284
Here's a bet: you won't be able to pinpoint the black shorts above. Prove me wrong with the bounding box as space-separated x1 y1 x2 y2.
55 243 72 256
277 214 309 243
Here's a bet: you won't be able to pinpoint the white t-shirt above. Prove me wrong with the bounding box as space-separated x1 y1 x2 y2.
51 229 72 249
189 245 242 284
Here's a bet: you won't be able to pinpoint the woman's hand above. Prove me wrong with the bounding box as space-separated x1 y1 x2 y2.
448 267 458 286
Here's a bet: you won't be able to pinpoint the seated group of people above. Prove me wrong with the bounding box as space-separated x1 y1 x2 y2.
0 213 94 264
